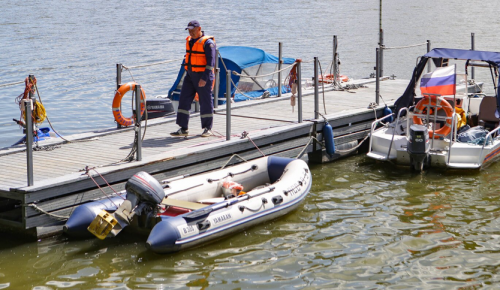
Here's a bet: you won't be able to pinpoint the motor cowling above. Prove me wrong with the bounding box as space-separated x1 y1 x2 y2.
125 171 165 204
407 124 430 171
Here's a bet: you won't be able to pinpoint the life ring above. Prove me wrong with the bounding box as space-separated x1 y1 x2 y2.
112 82 146 127
318 74 349 83
413 95 453 139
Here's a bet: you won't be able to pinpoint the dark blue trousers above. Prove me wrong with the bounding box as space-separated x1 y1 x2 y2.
176 71 214 130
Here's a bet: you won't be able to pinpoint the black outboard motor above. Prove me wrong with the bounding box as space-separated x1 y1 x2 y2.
88 171 165 239
144 96 175 119
407 124 430 171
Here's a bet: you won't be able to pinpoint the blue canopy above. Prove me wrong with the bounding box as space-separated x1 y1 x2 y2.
394 48 500 116
168 46 296 104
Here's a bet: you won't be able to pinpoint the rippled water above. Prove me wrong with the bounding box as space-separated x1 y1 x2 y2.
2 156 500 289
3 0 500 288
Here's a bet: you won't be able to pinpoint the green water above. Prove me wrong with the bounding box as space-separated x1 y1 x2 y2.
2 155 500 289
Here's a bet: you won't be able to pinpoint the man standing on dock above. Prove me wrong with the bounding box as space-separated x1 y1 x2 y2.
171 20 216 137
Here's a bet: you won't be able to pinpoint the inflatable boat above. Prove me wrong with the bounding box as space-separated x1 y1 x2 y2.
64 156 311 253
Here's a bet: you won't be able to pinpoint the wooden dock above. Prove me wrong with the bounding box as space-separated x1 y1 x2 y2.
0 78 409 237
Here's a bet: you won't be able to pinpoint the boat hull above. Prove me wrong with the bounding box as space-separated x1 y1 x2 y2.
146 158 311 253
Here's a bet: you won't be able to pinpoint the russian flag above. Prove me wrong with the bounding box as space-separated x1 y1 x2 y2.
420 65 456 96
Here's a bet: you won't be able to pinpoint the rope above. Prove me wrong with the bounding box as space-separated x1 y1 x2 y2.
123 57 184 70
27 204 69 220
334 133 370 153
214 112 294 123
83 166 124 208
220 154 248 169
232 62 297 78
296 136 325 159
0 80 25 88
383 42 428 50
241 131 265 157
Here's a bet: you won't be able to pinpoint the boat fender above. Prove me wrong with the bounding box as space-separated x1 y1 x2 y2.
383 105 393 123
323 122 335 155
272 195 283 205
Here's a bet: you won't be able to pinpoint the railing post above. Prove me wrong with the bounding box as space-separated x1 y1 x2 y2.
375 48 380 105
297 60 303 123
427 40 431 73
314 57 319 120
214 49 220 108
134 84 142 161
25 75 35 186
116 64 123 129
278 42 282 98
471 33 475 80
333 35 338 81
226 70 231 141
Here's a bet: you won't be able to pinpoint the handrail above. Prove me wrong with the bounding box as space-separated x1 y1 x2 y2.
368 113 394 156
478 124 500 165
386 107 409 160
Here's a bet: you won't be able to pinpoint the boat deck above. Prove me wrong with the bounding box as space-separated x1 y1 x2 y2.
0 78 410 235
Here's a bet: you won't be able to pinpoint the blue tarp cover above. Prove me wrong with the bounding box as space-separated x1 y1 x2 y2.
168 46 296 104
394 48 500 115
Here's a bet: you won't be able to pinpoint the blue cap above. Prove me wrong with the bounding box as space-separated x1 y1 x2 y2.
185 20 200 30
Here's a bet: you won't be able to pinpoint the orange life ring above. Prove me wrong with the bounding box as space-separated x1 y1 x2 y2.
413 95 453 139
318 74 349 83
112 82 146 127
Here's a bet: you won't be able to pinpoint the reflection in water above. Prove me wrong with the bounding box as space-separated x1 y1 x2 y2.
2 156 500 288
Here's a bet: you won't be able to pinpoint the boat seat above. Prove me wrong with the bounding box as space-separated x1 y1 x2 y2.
162 198 208 210
478 96 500 130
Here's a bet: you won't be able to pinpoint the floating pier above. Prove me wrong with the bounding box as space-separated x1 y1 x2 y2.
0 77 410 238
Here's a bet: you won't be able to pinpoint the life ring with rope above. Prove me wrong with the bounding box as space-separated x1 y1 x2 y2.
318 74 349 83
413 95 453 139
112 82 146 127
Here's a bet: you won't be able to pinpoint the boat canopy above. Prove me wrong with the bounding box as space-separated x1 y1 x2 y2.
394 48 500 116
168 46 297 104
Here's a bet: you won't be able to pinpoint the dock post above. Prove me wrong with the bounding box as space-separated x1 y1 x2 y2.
214 50 220 108
297 60 303 123
226 70 231 141
333 35 338 81
375 48 380 105
25 75 35 186
116 64 122 90
278 42 282 98
471 33 475 80
314 57 319 120
427 40 431 73
116 64 123 129
134 84 142 161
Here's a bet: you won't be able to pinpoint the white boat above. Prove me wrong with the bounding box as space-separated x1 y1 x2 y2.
64 156 311 253
367 48 500 171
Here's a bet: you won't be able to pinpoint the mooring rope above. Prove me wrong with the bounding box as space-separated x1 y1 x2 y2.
27 204 69 220
241 131 265 157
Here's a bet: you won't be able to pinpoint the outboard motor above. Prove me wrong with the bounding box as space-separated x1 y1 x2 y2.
144 96 175 119
87 171 165 239
407 124 430 171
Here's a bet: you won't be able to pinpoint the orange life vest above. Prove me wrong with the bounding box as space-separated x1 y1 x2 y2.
184 35 214 72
